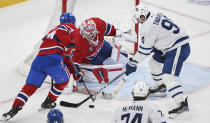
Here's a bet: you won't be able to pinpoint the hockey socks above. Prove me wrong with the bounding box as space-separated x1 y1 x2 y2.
13 84 38 108
48 81 68 102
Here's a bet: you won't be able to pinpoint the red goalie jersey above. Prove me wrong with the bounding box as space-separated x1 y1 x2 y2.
70 17 117 66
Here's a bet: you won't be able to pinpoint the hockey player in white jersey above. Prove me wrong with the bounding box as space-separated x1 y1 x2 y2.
125 4 190 117
111 81 166 123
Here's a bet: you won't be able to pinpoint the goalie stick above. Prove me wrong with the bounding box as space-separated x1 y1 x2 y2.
60 71 126 108
102 78 125 99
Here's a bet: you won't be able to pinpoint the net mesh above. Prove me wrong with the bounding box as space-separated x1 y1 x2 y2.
47 0 138 53
20 0 139 76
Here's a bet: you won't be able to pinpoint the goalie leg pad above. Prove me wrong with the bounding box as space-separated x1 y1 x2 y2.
111 42 122 62
92 67 109 83
80 64 123 83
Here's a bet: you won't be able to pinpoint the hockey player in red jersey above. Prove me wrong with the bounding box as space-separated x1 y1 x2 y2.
1 13 79 121
68 18 136 83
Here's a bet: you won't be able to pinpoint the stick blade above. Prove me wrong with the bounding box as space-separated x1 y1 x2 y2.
102 78 125 99
60 101 79 108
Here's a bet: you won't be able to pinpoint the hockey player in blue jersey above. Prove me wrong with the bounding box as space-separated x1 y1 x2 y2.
125 4 190 118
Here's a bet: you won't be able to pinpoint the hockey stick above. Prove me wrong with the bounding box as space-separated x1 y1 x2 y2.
67 54 95 102
60 71 126 108
81 81 96 102
102 78 125 99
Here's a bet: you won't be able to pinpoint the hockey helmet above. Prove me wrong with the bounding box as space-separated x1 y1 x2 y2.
60 13 76 25
132 4 150 23
132 81 149 99
79 19 99 46
47 109 64 123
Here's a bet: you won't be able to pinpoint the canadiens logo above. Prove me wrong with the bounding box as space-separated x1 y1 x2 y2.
89 47 93 52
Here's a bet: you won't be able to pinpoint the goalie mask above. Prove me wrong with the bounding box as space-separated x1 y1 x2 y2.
132 4 150 24
132 81 149 100
80 19 99 46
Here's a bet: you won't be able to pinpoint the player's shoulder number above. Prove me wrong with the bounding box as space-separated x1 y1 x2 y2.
45 25 75 39
154 13 180 34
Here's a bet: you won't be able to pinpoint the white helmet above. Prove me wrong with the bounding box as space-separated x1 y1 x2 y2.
79 19 99 46
132 4 150 23
132 81 149 98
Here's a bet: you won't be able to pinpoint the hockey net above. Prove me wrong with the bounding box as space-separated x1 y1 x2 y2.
72 0 139 53
18 0 139 76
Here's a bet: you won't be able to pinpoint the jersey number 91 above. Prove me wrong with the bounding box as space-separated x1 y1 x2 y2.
161 16 180 34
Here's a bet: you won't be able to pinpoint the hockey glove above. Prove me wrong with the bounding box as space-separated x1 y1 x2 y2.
125 58 138 76
114 29 137 43
73 71 84 83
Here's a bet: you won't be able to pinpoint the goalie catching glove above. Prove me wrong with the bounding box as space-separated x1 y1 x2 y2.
114 29 137 43
125 58 138 76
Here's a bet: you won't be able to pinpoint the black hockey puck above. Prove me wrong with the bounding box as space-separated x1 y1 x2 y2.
89 105 95 108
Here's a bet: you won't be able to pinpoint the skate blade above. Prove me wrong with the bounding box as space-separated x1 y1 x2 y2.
37 108 51 112
102 78 125 99
149 92 167 97
169 110 190 119
0 116 10 122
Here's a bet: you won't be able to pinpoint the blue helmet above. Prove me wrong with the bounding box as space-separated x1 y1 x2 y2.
47 109 64 123
60 13 76 25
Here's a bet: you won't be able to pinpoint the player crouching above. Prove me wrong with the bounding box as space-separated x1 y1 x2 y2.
111 81 167 123
63 17 136 91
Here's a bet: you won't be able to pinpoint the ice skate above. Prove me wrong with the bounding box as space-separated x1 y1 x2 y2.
149 84 167 97
169 97 189 119
1 105 22 121
38 96 56 111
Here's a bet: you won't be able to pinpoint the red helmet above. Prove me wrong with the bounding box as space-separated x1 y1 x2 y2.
80 19 99 46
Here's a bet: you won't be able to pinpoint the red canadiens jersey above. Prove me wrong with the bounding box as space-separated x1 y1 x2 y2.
71 17 117 65
38 23 78 56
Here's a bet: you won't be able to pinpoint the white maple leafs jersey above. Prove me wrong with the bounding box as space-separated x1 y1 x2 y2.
111 101 166 123
133 12 189 62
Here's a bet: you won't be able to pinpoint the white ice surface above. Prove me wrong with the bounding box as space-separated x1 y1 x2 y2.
0 0 210 122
